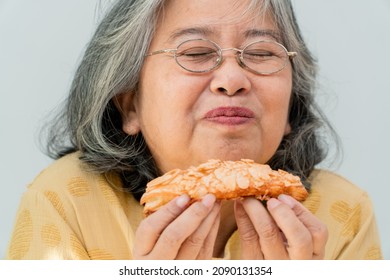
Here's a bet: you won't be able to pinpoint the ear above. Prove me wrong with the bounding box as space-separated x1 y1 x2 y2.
113 93 141 136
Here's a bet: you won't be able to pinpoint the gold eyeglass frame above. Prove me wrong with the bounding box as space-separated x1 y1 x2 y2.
145 38 297 75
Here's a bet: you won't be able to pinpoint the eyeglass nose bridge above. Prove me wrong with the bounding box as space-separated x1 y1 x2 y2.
215 47 246 69
219 47 243 54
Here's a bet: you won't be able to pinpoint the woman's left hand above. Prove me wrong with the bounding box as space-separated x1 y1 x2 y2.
234 195 328 259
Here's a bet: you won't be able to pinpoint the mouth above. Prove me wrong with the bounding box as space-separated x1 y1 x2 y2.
204 106 255 125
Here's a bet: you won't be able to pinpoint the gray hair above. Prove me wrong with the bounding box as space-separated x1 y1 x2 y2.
43 0 338 198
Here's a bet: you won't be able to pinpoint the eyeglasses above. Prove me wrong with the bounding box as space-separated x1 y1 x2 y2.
145 38 297 75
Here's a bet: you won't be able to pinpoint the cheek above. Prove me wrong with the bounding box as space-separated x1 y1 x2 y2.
137 66 206 147
140 61 210 122
256 74 292 151
139 65 177 121
260 75 292 117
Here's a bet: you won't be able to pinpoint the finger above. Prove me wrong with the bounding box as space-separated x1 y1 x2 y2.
150 194 217 259
134 194 190 257
234 199 263 259
240 197 288 259
196 209 221 259
193 202 221 259
176 200 221 259
278 194 328 259
267 198 313 259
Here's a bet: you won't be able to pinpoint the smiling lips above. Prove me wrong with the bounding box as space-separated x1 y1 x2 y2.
204 106 255 125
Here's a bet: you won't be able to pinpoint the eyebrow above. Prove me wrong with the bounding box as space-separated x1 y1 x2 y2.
168 27 214 42
168 26 282 43
244 29 282 42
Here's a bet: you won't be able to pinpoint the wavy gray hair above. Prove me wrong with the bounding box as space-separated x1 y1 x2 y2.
43 0 338 199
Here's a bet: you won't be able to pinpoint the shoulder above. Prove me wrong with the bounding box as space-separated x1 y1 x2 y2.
23 152 143 220
306 170 382 260
308 169 368 199
10 152 143 259
303 169 374 214
29 152 101 190
26 152 123 202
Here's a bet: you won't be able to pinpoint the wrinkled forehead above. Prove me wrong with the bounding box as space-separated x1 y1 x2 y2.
155 0 278 42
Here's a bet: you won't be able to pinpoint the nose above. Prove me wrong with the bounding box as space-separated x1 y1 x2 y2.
209 54 251 96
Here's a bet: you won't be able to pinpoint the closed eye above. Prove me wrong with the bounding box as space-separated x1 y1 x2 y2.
245 50 274 58
177 47 218 57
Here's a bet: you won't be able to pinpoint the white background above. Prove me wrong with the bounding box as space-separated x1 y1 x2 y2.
0 0 389 259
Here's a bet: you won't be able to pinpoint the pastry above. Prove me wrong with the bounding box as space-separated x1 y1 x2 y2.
140 159 308 215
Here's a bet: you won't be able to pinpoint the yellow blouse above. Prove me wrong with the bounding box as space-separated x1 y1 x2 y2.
6 153 383 259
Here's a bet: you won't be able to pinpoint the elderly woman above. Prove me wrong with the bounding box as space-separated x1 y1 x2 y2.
7 0 382 259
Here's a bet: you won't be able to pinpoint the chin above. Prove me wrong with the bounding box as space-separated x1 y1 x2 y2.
202 150 263 164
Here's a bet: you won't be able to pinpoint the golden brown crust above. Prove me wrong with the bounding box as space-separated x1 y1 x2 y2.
140 159 308 215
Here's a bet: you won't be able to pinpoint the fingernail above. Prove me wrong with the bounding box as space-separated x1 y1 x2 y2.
266 198 281 210
176 194 190 208
278 194 295 209
201 194 216 208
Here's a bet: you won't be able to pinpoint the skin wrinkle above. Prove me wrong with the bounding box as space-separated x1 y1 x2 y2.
164 27 282 46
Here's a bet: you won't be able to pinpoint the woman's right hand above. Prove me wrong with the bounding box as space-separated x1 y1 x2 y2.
133 194 221 259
